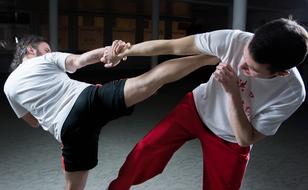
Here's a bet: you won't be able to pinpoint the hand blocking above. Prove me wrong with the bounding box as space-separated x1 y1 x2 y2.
101 40 131 68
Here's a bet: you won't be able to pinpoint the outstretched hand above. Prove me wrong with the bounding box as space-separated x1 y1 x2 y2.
101 40 131 68
213 63 239 96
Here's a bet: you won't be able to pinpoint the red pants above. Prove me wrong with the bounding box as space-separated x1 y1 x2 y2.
109 92 250 190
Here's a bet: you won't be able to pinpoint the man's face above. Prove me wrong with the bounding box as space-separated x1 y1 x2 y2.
34 42 51 56
239 45 276 79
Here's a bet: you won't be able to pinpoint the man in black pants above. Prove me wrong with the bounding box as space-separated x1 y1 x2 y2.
3 35 218 190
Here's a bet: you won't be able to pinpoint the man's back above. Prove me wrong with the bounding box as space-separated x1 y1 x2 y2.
4 52 90 141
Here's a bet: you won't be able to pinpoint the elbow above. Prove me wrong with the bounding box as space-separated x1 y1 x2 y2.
72 56 82 69
236 137 253 147
237 127 266 147
65 55 81 71
237 141 251 147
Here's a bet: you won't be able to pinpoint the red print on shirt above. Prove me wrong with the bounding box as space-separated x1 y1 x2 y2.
244 105 251 118
249 91 255 98
238 79 247 92
238 78 254 120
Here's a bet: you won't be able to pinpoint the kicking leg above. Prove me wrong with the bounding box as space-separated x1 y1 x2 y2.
123 55 219 107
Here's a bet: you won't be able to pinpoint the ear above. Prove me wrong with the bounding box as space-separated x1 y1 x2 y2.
276 70 290 77
26 45 36 56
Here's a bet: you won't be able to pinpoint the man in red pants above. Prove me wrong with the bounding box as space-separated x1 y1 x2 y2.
106 18 308 190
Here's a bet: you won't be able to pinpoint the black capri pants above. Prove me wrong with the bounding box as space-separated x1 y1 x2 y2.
61 79 134 172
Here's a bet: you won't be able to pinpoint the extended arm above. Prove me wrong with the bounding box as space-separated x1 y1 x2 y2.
22 113 39 128
103 35 203 68
214 63 265 146
119 35 201 57
65 47 109 71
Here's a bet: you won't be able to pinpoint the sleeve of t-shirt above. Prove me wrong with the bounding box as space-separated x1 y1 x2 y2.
194 30 237 59
251 90 305 136
194 29 252 62
43 52 74 73
5 93 28 118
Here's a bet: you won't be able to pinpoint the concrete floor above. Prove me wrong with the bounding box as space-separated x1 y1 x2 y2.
0 73 307 190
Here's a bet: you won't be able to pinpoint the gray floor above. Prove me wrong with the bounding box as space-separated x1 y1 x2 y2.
0 76 307 190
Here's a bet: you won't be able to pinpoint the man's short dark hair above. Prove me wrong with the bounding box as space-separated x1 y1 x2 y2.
248 18 308 73
10 35 47 72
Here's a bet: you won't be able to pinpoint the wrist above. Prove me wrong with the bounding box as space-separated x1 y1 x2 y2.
121 46 131 57
227 90 242 105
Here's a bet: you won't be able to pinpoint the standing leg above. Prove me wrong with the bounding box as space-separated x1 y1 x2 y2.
198 127 251 190
64 170 89 190
108 93 202 190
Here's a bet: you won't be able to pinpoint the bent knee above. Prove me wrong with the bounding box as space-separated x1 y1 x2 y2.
124 79 161 107
134 140 156 153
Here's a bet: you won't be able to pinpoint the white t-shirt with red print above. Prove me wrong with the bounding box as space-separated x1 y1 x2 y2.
193 30 306 143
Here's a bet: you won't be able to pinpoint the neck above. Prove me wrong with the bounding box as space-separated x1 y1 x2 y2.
23 54 36 62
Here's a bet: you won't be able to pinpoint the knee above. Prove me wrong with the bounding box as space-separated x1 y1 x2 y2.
124 79 162 107
134 140 154 154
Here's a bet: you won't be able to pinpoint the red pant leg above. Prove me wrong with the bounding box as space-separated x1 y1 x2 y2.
108 93 202 190
198 126 251 190
181 95 251 190
108 92 250 190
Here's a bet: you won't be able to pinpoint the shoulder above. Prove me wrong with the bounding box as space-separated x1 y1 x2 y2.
196 29 253 42
42 52 71 62
42 52 72 71
288 68 306 101
4 72 17 97
266 68 306 106
194 29 252 59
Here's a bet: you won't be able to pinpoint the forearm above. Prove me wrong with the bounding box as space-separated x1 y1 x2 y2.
66 47 107 71
122 40 174 56
75 47 107 68
122 35 200 57
22 113 39 128
227 94 264 146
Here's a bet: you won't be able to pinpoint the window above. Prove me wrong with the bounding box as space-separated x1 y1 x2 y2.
172 21 189 39
58 16 68 50
78 16 104 51
144 19 165 41
113 18 136 44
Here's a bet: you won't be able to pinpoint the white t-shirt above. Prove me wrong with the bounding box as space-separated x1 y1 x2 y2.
4 52 91 142
193 30 306 143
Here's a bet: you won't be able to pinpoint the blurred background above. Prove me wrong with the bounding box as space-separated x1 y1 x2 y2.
0 0 308 189
0 0 308 72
